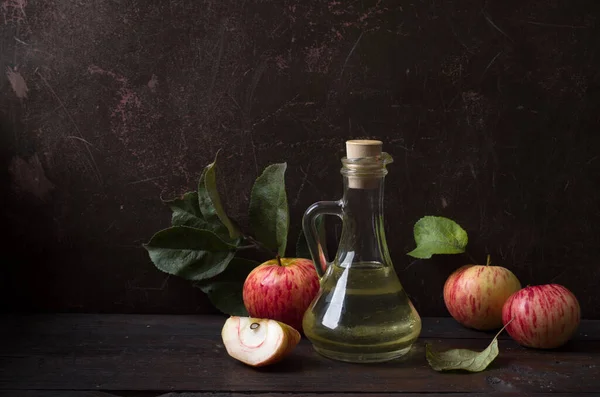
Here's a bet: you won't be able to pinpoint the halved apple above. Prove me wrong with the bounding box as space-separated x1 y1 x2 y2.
221 316 301 367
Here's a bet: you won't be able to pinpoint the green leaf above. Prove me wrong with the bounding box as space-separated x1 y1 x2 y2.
163 192 209 229
425 322 510 372
296 216 326 260
248 163 289 256
407 216 468 259
198 151 240 239
143 226 236 281
195 257 260 316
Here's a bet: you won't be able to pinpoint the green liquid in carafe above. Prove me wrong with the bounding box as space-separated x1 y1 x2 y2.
302 261 422 363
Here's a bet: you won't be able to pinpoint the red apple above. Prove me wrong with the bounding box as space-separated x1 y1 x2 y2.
502 284 581 349
243 257 319 332
443 258 522 330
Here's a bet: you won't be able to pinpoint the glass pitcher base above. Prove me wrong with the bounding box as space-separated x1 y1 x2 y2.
312 344 413 363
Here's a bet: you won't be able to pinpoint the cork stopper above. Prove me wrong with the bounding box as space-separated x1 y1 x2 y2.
344 139 385 189
346 140 382 159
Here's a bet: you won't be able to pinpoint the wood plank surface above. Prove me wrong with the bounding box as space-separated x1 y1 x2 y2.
1 314 598 340
0 393 594 397
0 393 117 397
0 315 598 395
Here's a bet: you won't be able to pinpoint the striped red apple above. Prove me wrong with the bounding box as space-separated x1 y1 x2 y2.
502 284 581 349
242 257 319 332
443 257 522 330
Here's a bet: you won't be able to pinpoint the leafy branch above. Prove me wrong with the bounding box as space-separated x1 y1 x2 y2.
143 152 321 316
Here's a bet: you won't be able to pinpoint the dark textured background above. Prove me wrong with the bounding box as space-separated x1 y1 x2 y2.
1 0 599 318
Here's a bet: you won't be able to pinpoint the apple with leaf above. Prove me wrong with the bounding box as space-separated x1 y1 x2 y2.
143 151 324 365
408 215 580 373
407 216 522 331
404 216 523 372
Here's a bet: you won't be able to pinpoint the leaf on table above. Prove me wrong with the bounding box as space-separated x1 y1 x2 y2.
163 191 209 229
425 342 498 373
198 151 240 240
296 216 326 260
143 226 236 281
407 216 468 259
195 257 260 316
425 321 511 372
249 163 289 257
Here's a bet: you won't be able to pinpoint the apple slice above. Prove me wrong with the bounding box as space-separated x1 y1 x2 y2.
221 316 301 367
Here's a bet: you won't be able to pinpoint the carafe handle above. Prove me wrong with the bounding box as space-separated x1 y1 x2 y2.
301 200 343 278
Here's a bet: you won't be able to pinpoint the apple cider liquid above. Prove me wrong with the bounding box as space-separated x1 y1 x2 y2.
303 262 421 362
301 140 422 363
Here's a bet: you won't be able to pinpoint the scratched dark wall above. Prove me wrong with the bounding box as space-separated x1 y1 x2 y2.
1 1 599 318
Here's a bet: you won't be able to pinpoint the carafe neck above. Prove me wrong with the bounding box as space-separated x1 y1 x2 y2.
336 176 392 267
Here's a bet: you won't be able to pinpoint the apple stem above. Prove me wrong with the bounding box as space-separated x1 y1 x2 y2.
486 254 491 266
495 316 515 339
250 322 260 330
276 255 282 267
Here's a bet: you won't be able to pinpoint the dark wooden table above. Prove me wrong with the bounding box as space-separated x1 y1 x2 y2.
0 314 598 397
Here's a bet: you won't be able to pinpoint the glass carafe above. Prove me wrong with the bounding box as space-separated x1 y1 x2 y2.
301 139 421 363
